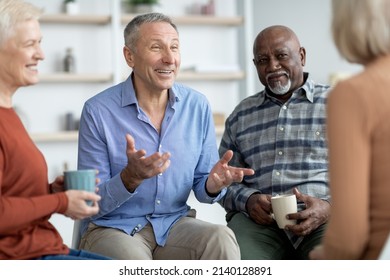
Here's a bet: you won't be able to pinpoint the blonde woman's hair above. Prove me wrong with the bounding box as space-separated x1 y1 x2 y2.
0 0 43 46
331 0 390 65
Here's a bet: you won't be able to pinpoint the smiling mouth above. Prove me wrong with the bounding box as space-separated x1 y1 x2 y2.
266 71 288 82
156 69 174 74
26 64 38 71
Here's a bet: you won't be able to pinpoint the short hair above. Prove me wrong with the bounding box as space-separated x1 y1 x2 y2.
331 0 390 64
0 0 43 47
123 12 178 52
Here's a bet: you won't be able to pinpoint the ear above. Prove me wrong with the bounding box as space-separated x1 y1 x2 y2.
252 58 257 66
123 46 135 68
299 47 306 67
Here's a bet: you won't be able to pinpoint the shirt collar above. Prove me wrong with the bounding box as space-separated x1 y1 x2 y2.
121 74 137 107
300 72 315 103
262 72 315 104
120 73 180 108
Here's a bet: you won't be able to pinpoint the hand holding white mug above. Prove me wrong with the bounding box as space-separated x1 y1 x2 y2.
271 194 298 229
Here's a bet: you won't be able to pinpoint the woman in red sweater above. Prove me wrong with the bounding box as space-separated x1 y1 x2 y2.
0 0 110 260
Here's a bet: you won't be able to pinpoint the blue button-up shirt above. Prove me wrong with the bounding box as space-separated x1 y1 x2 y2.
77 75 225 246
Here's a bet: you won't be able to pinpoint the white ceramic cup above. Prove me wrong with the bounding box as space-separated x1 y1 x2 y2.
271 194 297 229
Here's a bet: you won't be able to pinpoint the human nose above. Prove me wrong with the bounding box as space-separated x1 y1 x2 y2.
268 57 280 70
162 49 175 64
34 45 45 61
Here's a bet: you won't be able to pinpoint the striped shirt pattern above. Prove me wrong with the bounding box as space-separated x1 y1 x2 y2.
219 73 331 214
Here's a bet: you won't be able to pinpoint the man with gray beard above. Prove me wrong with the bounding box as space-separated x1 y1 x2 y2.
218 25 331 259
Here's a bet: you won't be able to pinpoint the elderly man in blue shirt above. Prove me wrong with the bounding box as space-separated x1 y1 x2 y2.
76 12 254 260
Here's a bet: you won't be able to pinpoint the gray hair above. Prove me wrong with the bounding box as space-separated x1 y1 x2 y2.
0 0 43 47
331 0 390 65
124 12 178 52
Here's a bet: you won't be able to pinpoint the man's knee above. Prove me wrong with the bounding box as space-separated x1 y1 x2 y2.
80 224 151 260
203 224 241 259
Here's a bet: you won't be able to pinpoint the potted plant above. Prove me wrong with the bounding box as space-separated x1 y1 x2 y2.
126 0 159 14
63 0 79 15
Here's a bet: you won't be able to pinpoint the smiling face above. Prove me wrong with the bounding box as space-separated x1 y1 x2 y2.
252 26 305 97
0 18 44 95
123 21 180 95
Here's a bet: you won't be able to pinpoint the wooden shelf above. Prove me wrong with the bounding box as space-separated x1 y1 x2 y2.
39 14 243 26
177 71 245 81
121 71 244 82
215 125 225 136
30 126 224 143
30 131 78 143
40 14 111 25
40 72 243 83
121 14 244 26
39 73 113 83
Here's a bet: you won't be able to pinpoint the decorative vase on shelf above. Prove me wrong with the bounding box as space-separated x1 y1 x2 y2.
63 0 79 15
133 4 155 13
127 0 159 14
63 47 76 73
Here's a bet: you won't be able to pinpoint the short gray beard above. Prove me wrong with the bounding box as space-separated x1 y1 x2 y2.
269 79 291 95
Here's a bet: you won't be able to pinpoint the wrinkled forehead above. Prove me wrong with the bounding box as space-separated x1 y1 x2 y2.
139 22 178 39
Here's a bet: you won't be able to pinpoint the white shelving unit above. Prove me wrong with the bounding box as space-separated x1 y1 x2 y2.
30 131 78 143
26 0 251 143
37 10 246 85
38 73 113 83
39 14 111 24
30 124 225 143
122 14 244 25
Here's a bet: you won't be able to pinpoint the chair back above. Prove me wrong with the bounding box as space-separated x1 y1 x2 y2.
71 220 82 249
379 233 390 260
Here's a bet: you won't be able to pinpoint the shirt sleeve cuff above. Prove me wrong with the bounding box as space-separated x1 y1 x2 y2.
105 173 137 206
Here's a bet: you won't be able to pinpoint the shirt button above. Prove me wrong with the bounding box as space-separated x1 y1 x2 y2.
282 105 287 110
275 171 281 176
315 131 320 136
158 173 162 176
279 127 284 131
156 199 161 205
278 151 283 155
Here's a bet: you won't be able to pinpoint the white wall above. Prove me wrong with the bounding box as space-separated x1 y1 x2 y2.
250 0 362 94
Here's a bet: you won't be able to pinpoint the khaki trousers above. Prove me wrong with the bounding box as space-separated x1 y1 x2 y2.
79 210 240 260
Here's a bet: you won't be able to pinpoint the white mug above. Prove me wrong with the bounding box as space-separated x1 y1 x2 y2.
271 194 297 229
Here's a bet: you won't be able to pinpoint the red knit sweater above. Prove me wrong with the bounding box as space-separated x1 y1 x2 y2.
0 107 69 259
